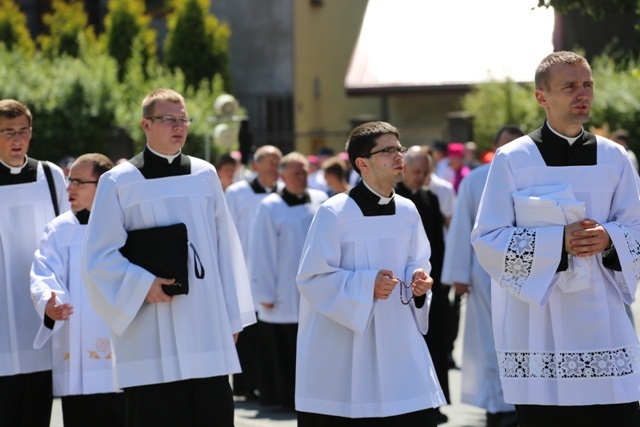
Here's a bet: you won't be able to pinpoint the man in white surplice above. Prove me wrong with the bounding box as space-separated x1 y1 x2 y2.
225 144 283 402
296 121 445 427
31 154 124 426
472 52 640 426
0 99 69 427
82 89 255 427
442 125 523 427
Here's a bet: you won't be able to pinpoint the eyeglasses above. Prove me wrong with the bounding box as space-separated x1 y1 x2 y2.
65 177 98 187
0 129 31 139
397 278 416 305
363 146 408 158
145 115 193 125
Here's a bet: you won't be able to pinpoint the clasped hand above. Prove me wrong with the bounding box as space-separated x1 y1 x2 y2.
564 218 611 257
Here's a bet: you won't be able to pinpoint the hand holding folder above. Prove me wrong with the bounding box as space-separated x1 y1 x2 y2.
119 223 190 296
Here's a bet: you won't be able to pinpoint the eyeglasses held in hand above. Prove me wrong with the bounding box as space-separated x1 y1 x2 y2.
397 278 416 305
145 115 193 125
65 177 99 187
0 129 31 139
363 146 408 158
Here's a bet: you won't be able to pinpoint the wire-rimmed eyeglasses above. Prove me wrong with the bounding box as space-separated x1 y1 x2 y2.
145 115 193 126
363 146 408 158
0 129 31 140
65 177 98 187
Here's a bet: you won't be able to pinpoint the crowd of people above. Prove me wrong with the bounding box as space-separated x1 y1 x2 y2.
2 50 640 427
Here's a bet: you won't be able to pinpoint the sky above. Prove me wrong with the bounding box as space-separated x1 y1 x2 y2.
346 0 555 89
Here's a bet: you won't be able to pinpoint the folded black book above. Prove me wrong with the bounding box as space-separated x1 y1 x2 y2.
119 223 190 296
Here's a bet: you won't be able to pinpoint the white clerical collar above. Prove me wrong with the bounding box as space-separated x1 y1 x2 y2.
146 144 181 163
256 177 276 193
547 122 583 146
0 156 27 174
362 179 394 205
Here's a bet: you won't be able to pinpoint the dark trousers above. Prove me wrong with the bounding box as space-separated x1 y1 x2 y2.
232 320 260 398
260 321 298 409
515 402 640 427
425 283 451 403
61 392 125 427
124 376 234 427
0 371 53 427
298 408 436 427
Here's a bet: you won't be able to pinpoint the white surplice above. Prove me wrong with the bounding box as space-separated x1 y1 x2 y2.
82 159 256 389
471 134 640 405
225 179 282 257
296 191 446 418
0 161 68 376
31 211 118 396
249 189 327 323
441 164 514 413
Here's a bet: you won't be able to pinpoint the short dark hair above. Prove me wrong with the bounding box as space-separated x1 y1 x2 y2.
494 125 525 145
0 99 32 127
322 156 348 181
74 153 114 179
216 153 238 169
534 51 589 91
345 121 399 176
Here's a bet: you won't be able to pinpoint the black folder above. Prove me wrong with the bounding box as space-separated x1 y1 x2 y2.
119 223 190 296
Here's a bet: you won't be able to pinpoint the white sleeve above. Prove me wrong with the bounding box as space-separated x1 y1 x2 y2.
30 221 69 348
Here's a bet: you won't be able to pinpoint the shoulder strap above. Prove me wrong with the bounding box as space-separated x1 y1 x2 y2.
41 161 60 216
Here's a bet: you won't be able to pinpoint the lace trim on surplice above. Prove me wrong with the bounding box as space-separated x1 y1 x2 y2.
613 222 640 289
498 345 640 379
499 228 536 295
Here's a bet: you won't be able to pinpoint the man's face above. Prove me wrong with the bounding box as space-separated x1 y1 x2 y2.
0 115 31 167
403 156 430 191
254 152 280 187
66 161 98 212
362 133 406 187
535 63 593 134
141 100 189 156
217 164 236 190
281 161 308 195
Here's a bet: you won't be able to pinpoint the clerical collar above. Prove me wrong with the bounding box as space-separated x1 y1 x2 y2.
0 156 27 174
347 180 396 216
529 122 597 167
74 209 90 225
278 187 311 206
546 121 583 145
362 179 394 205
250 176 277 194
146 144 181 163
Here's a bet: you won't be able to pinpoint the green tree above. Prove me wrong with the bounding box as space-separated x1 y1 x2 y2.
38 0 95 58
0 0 35 55
462 80 544 151
536 0 638 19
103 0 157 81
463 56 640 153
164 0 231 90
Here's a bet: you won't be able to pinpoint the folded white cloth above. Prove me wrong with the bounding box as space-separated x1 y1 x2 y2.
513 184 590 293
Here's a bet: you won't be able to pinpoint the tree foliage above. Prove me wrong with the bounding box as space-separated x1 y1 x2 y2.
0 0 35 55
164 0 231 90
103 0 157 81
463 56 640 153
536 0 639 19
38 0 95 58
462 80 544 150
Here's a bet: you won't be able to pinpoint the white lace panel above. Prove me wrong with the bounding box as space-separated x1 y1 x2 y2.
499 228 536 295
498 345 640 379
614 222 640 286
